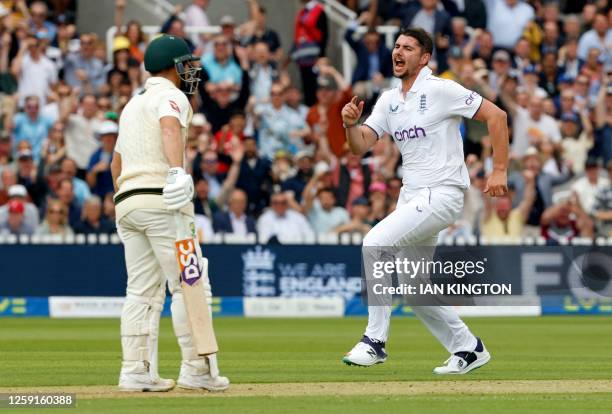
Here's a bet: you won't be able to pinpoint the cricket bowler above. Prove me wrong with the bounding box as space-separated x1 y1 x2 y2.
111 35 229 391
341 27 509 374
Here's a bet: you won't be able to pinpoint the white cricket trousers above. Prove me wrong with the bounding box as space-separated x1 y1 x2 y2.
118 208 212 374
363 185 477 354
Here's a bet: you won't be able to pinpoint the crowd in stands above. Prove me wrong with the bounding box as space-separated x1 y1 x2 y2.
0 0 610 244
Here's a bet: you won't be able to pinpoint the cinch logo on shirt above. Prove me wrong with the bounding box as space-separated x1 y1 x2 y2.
465 91 479 106
394 126 426 142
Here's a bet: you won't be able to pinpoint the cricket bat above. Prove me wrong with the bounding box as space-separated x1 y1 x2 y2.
174 212 219 355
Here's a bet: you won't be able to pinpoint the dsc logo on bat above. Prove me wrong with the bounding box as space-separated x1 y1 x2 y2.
176 239 202 286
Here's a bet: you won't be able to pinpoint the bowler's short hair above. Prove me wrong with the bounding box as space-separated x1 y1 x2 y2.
395 27 433 56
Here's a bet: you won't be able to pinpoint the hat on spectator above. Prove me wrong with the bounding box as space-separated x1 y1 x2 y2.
220 15 236 26
492 50 510 62
7 184 27 199
0 5 9 18
104 111 119 121
295 150 313 161
8 200 24 214
524 146 539 159
369 182 387 193
56 14 69 25
584 157 599 169
17 149 33 160
96 120 119 137
112 36 131 53
274 150 291 160
352 197 369 207
558 74 574 84
317 75 337 91
36 31 50 40
192 113 207 127
507 69 521 80
523 64 538 75
560 112 579 123
448 46 463 60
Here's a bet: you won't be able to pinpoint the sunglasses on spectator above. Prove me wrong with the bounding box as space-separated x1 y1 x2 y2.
271 199 287 205
203 158 218 164
26 105 39 110
270 91 283 96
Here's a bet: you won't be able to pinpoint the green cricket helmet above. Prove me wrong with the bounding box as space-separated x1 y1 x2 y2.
144 34 201 94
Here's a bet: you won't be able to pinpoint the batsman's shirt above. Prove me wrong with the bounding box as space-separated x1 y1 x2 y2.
114 76 193 220
364 66 482 191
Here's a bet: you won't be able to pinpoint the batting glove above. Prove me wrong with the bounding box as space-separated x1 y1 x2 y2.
163 167 194 210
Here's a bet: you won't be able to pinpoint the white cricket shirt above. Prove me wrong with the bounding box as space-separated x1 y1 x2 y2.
364 66 483 191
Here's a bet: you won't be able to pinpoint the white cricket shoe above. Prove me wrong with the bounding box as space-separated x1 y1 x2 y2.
177 360 230 392
433 337 491 375
118 372 175 392
342 335 388 367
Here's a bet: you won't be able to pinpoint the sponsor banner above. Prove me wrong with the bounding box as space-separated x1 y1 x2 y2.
49 296 244 318
541 295 612 315
0 297 48 317
49 296 125 318
344 298 541 317
243 297 345 317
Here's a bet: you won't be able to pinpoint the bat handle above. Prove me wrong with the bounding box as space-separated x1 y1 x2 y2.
173 211 184 240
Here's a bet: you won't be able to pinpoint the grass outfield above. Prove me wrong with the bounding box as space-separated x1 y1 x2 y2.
1 316 611 413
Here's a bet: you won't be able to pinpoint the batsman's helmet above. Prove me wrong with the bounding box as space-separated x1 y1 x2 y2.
144 35 201 94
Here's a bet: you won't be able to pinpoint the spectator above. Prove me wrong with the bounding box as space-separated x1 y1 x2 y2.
257 191 314 243
28 1 57 41
40 120 67 166
193 178 218 219
282 151 313 203
560 111 593 175
194 213 215 242
577 12 610 68
0 184 38 232
486 0 535 50
481 170 536 239
236 137 271 215
8 95 53 161
467 29 494 68
0 167 17 205
61 157 91 208
202 35 243 86
592 160 612 237
592 76 611 165
508 147 572 236
15 147 37 194
11 34 57 107
196 149 224 200
291 0 328 106
504 94 562 158
344 18 392 98
335 151 371 209
60 92 102 176
52 177 80 227
199 64 251 134
303 182 349 234
36 198 73 236
255 82 310 159
102 192 115 223
184 0 211 50
306 62 352 158
367 181 387 225
401 0 452 71
212 189 256 236
114 0 146 63
488 50 511 94
248 40 288 105
572 158 609 214
211 111 246 174
0 199 34 235
240 0 282 61
86 120 117 198
334 196 372 235
541 193 594 243
63 33 105 94
285 85 309 120
73 195 115 234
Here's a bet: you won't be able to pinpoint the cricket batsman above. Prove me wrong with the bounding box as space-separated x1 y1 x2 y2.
111 35 229 391
341 28 509 374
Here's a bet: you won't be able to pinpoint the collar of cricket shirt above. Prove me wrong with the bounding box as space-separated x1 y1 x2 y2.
144 76 177 89
396 66 432 103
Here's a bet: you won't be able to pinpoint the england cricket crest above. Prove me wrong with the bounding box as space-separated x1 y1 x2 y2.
175 238 202 286
417 94 427 114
